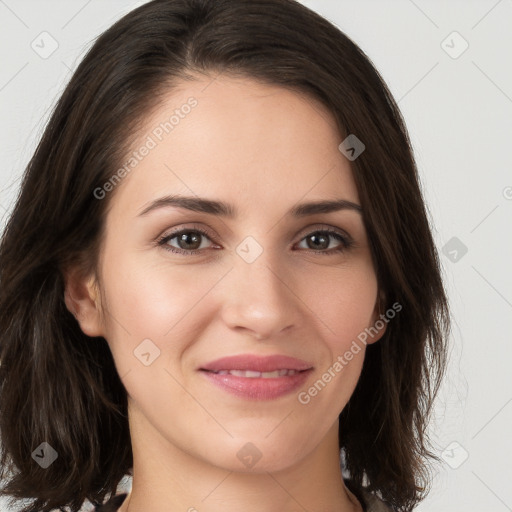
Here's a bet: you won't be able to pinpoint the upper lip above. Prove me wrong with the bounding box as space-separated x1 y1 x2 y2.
200 354 314 373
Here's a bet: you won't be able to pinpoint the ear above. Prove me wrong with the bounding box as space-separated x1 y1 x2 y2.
63 266 105 338
366 290 387 345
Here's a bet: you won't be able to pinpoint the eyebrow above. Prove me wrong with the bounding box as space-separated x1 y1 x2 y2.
137 195 362 218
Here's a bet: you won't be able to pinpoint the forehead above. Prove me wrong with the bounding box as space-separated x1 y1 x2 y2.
109 75 359 217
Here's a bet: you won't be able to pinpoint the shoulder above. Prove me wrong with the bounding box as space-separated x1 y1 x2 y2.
93 488 397 512
94 493 128 512
360 488 397 512
346 480 397 512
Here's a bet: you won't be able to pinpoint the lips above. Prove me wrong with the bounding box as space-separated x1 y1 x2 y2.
199 354 314 400
199 354 314 373
209 369 302 378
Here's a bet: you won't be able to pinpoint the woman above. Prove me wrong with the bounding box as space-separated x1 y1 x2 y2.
0 1 450 511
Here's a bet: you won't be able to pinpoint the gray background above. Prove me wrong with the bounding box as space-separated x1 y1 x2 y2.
0 0 511 511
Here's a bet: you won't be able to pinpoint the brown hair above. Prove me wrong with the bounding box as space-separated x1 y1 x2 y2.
0 1 450 511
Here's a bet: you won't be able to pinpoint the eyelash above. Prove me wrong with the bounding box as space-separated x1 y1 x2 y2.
156 224 355 256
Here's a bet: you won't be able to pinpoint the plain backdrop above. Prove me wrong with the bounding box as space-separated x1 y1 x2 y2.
0 1 511 511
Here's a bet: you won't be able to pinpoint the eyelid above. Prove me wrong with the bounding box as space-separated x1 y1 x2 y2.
296 223 352 241
155 223 219 247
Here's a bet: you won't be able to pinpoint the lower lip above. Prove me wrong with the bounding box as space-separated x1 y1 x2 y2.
200 369 313 400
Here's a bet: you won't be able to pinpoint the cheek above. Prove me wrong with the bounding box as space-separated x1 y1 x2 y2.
99 252 225 369
297 289 373 420
306 261 378 348
297 262 377 404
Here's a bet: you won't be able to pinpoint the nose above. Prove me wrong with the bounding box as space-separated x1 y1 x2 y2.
219 250 303 341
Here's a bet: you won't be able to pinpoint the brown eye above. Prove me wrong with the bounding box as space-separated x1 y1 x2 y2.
157 227 217 255
156 226 353 256
296 229 353 255
171 231 205 251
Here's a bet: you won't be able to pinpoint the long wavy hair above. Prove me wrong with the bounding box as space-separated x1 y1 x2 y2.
0 1 450 511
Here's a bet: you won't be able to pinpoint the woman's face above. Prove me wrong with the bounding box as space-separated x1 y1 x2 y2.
80 75 385 473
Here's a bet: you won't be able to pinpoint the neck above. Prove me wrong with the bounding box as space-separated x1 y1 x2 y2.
118 402 362 512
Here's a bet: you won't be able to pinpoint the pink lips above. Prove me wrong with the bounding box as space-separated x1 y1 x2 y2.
200 354 313 373
199 354 314 400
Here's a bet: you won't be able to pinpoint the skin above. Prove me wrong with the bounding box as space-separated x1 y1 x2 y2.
65 74 386 512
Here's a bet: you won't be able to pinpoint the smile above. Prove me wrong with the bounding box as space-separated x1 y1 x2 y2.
200 368 313 400
206 369 303 378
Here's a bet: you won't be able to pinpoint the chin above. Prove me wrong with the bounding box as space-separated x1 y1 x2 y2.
200 436 310 475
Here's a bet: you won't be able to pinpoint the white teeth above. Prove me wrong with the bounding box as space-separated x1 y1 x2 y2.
212 369 300 378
